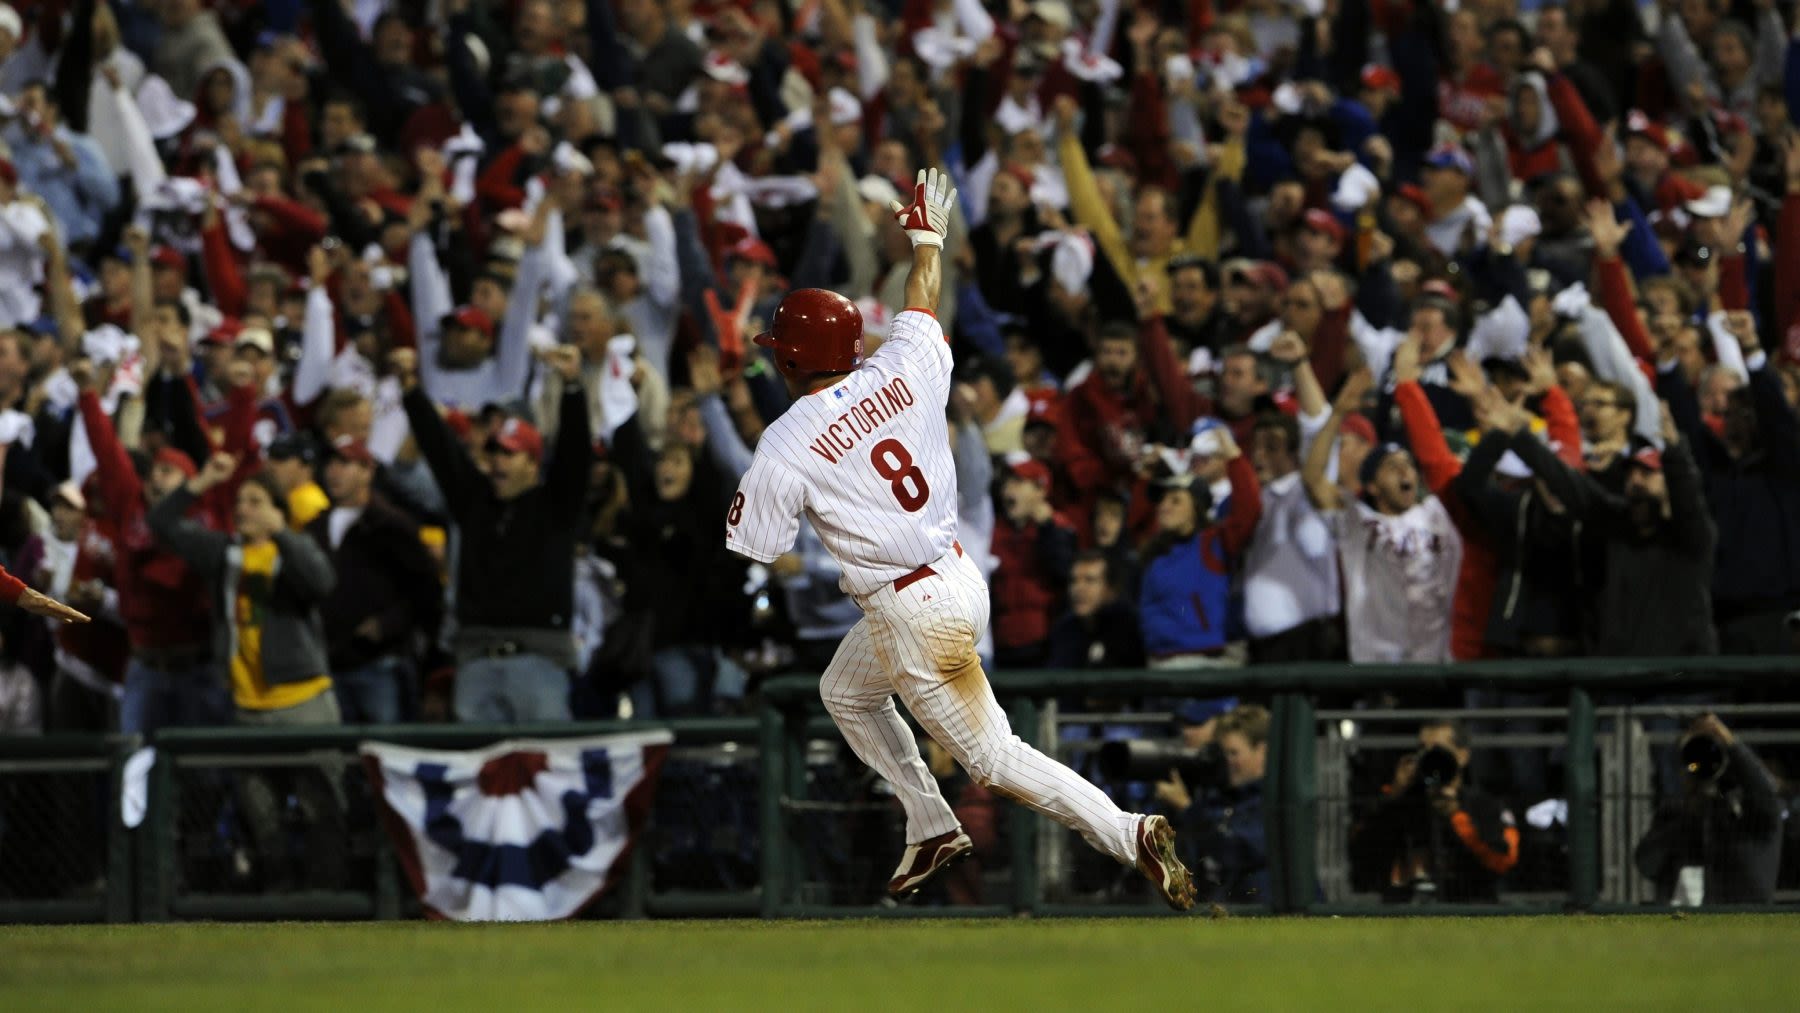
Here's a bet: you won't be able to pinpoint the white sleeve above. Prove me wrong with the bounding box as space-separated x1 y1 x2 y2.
1703 311 1750 383
1349 314 1401 384
1297 404 1338 482
640 205 680 311
852 14 890 100
870 308 952 398
291 287 337 406
409 231 454 393
726 453 806 563
1464 295 1528 365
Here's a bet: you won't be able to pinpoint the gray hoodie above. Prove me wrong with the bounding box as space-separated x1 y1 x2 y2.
149 487 338 690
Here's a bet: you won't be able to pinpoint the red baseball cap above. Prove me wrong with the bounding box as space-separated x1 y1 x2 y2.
1008 458 1053 494
328 435 376 466
1624 109 1675 154
728 236 779 268
155 446 198 479
485 417 544 461
444 407 473 440
1394 183 1432 216
1302 208 1347 244
1341 413 1377 446
1359 64 1401 94
203 317 242 345
1629 443 1664 472
444 304 495 338
151 245 186 272
1025 393 1060 427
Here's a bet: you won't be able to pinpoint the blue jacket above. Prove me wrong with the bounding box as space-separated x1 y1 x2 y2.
1138 458 1261 658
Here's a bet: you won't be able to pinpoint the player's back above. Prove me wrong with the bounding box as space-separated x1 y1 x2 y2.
726 309 958 596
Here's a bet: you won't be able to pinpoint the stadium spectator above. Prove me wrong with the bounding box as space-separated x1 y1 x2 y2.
1349 719 1520 903
398 344 591 723
1303 370 1461 663
1161 703 1270 906
989 459 1077 668
1045 550 1145 670
307 436 442 725
264 432 329 531
1635 715 1784 905
1139 427 1261 669
1240 336 1341 662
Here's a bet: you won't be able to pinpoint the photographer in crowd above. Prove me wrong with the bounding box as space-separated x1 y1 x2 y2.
1349 719 1520 903
1635 715 1784 906
1152 704 1272 906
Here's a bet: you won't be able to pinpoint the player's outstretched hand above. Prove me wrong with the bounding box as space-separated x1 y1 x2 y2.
18 587 90 624
889 168 957 249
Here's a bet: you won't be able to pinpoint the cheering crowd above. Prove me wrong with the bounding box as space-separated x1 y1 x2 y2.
0 0 1795 742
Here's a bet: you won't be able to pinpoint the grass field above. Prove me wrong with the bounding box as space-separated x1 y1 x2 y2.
3 916 1794 1011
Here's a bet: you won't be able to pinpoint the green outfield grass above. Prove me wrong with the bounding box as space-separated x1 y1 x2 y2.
2 915 1793 1011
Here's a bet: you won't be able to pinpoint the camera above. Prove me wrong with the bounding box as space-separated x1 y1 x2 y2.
1680 732 1729 785
1097 739 1228 790
1405 745 1462 796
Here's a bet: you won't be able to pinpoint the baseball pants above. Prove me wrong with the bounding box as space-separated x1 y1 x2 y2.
820 544 1139 865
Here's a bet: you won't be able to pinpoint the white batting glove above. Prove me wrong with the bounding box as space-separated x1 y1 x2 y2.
889 167 958 249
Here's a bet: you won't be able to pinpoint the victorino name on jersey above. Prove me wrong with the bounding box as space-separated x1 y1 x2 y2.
806 376 919 464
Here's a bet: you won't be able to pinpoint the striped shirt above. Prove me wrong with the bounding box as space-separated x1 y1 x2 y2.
726 309 958 596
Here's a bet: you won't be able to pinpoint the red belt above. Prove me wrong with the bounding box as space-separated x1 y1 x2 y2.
892 541 961 593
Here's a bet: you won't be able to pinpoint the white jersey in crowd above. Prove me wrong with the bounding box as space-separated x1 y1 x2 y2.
1326 498 1462 663
1243 408 1338 639
726 309 958 595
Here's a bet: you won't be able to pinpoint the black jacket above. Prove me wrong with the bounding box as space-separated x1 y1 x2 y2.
403 384 590 656
602 414 747 651
1634 742 1784 905
1450 427 1586 651
1570 439 1718 657
304 496 443 672
1662 366 1800 623
1045 600 1147 669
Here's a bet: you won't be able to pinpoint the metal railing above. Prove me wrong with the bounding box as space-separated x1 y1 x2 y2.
0 657 1793 922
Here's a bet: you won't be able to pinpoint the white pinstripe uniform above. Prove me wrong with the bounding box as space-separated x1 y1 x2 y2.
726 308 1140 864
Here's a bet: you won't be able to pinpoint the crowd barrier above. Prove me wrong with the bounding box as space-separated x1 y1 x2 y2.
0 657 1794 922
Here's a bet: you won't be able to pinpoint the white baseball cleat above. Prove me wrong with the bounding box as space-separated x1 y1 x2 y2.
887 828 974 899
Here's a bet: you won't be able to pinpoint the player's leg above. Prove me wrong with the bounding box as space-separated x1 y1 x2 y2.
818 617 961 843
879 603 1137 862
876 556 1194 907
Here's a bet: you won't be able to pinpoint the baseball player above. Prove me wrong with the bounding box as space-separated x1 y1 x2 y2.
724 169 1196 910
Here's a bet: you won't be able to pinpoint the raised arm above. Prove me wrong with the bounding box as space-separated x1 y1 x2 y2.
393 349 483 514
888 168 957 315
538 347 593 511
1215 436 1263 558
149 463 235 575
1304 368 1371 511
291 248 336 407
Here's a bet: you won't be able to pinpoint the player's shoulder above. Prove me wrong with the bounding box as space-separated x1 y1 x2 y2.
886 307 946 346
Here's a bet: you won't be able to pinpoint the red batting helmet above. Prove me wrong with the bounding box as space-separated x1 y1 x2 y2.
754 288 864 382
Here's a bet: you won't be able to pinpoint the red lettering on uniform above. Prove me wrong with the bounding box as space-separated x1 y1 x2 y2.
830 422 855 452
880 386 905 416
809 437 841 464
858 397 884 428
892 377 915 407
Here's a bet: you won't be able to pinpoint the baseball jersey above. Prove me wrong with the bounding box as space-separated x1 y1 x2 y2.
725 308 958 596
1326 498 1463 663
